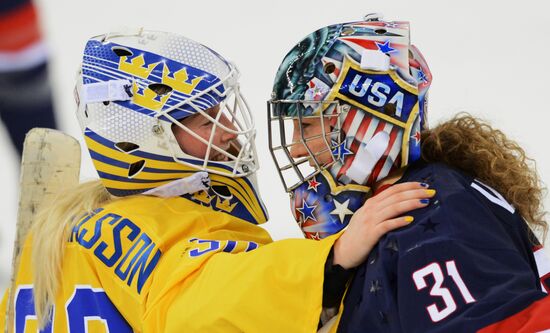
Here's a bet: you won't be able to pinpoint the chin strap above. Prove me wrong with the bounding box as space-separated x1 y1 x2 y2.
144 171 210 198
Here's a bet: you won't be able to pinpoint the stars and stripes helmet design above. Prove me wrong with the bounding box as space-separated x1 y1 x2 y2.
75 30 267 224
268 15 432 238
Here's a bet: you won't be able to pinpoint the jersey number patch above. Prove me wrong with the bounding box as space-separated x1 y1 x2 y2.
412 261 476 322
14 285 132 333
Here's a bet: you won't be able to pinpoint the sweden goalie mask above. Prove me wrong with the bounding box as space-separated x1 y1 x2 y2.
75 29 267 224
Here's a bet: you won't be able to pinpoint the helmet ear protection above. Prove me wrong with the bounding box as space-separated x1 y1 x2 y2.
268 16 432 238
76 30 267 224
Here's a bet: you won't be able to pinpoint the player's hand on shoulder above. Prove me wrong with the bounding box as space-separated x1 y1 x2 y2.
333 182 435 269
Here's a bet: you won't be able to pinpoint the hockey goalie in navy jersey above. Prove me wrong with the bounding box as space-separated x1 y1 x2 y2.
268 15 550 332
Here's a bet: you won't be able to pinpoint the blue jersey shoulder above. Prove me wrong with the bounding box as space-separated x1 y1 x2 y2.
338 162 543 333
390 161 526 253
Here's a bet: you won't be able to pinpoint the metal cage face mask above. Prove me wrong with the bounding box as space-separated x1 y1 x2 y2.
268 100 344 192
161 72 258 177
268 15 432 238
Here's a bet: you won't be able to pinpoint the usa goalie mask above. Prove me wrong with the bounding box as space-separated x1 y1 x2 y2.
268 15 432 239
76 30 267 224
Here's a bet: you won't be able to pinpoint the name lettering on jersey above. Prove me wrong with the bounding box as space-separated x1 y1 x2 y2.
333 61 418 125
69 208 162 294
185 238 259 258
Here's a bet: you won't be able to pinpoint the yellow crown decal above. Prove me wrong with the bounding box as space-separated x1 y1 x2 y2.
162 64 203 95
119 55 160 79
193 190 213 205
215 197 237 213
132 81 170 111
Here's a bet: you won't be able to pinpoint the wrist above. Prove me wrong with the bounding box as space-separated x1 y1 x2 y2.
323 247 354 308
333 236 356 269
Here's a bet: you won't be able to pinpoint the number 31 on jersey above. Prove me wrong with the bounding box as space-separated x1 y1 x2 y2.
413 260 476 322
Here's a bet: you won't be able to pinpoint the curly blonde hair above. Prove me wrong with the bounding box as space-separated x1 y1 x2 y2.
421 114 547 242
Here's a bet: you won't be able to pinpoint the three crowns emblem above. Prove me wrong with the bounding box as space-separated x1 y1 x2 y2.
193 190 213 205
215 197 238 213
192 190 238 213
118 54 203 111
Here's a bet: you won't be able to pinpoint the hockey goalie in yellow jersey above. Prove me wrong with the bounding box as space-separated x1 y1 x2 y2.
0 30 434 332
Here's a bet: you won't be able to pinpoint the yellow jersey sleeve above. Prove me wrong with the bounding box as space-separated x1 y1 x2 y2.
144 233 340 333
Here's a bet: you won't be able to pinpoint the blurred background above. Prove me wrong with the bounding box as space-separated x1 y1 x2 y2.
1 0 549 295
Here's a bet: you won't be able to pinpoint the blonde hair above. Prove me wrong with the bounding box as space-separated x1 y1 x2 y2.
421 114 548 242
31 180 115 328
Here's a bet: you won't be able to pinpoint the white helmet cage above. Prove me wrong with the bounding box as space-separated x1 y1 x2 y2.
75 29 258 196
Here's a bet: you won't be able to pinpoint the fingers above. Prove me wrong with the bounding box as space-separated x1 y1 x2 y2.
374 216 415 236
335 183 434 269
374 197 430 224
365 186 435 214
372 181 428 202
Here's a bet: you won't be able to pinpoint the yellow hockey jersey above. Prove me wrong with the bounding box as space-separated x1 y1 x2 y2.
1 195 339 332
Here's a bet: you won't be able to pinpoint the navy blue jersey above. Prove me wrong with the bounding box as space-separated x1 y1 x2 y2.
338 161 550 333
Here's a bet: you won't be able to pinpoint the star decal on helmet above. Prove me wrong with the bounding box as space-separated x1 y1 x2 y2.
307 177 321 192
376 40 396 54
331 140 354 163
411 131 421 145
297 199 317 222
330 198 354 224
305 78 330 101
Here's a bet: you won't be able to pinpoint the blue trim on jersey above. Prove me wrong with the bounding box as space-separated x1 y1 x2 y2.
223 240 237 253
246 242 259 251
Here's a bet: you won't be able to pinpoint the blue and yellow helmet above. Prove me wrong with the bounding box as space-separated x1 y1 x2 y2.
75 30 267 224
